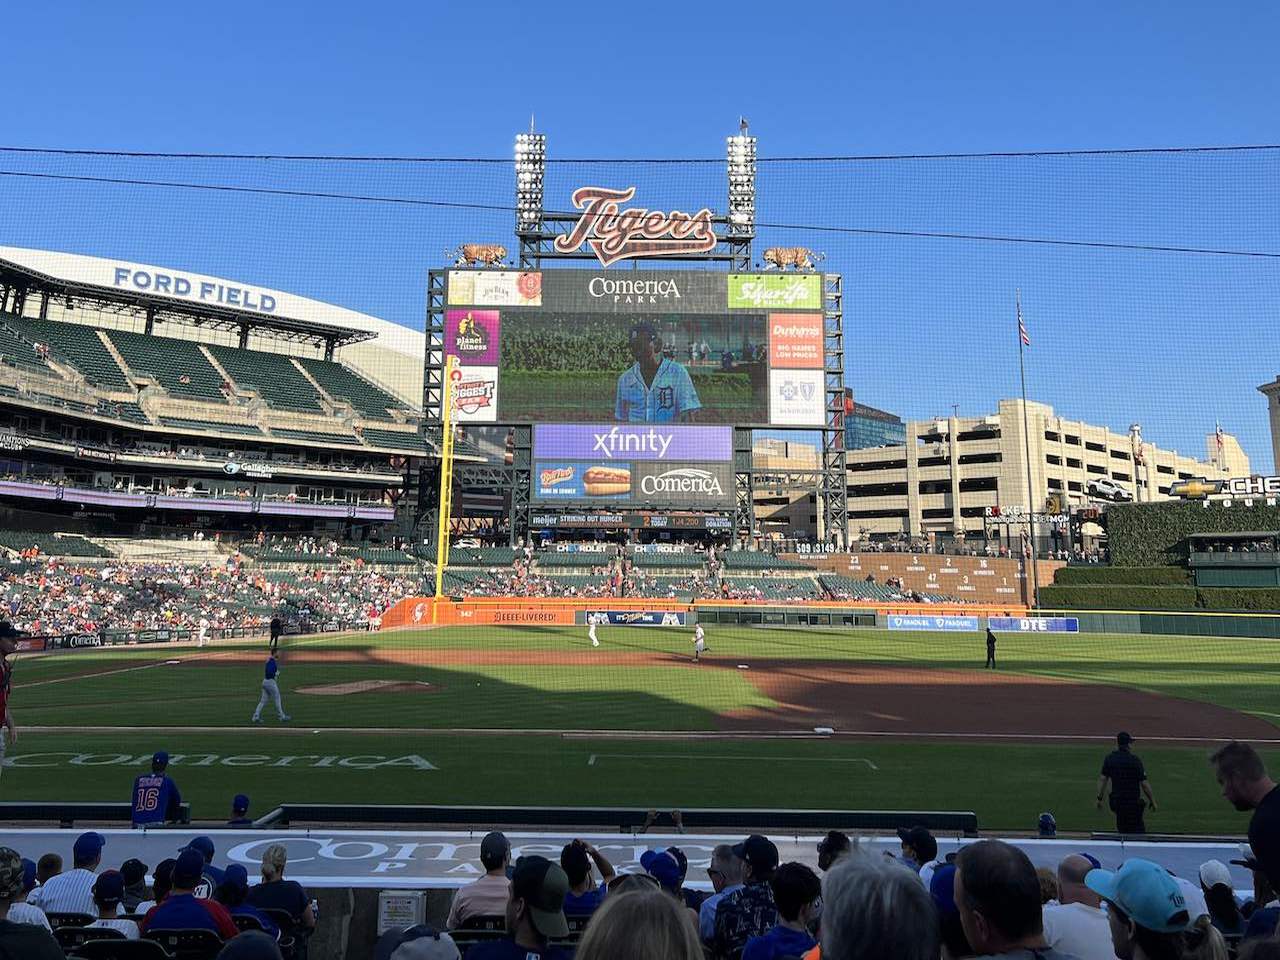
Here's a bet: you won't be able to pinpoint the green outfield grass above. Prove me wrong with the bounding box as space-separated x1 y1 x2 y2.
6 625 1278 831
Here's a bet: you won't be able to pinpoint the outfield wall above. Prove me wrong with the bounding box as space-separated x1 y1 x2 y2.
794 552 1065 606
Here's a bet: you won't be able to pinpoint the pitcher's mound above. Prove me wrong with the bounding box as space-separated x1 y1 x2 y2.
297 680 435 696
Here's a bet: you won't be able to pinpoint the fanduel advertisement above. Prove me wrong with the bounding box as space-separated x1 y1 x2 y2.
533 424 732 461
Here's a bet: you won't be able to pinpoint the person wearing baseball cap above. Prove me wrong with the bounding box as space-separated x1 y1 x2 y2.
616 321 701 424
121 857 150 913
131 750 183 826
228 794 252 826
464 855 571 959
140 847 238 939
712 835 780 959
1198 860 1245 937
447 832 512 930
88 870 140 939
28 830 105 915
213 864 279 940
374 924 460 960
898 825 943 886
1098 732 1157 835
1085 859 1191 960
0 846 63 959
183 835 225 890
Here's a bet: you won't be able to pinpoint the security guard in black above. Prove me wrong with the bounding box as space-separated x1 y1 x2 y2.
1098 731 1156 834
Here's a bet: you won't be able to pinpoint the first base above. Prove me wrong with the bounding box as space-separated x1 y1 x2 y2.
737 664 749 669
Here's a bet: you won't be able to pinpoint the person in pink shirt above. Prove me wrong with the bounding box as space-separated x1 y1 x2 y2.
447 832 512 929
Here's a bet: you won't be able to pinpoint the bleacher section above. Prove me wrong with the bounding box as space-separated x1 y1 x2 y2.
543 574 609 592
537 551 612 568
722 551 812 571
160 417 262 435
819 574 962 604
631 552 704 569
298 357 405 420
723 575 825 600
207 345 325 413
0 322 49 374
0 531 111 558
271 427 360 445
449 548 518 566
360 428 423 450
109 328 227 401
7 317 134 390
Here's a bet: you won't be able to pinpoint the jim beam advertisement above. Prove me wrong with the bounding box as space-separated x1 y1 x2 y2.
533 460 733 507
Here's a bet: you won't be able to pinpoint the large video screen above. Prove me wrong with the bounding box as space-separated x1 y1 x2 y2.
444 269 827 427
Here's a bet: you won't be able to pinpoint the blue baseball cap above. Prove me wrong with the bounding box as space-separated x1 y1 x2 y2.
930 863 959 916
73 832 106 862
640 849 683 890
224 863 250 891
173 848 205 889
1086 859 1190 933
20 858 35 894
93 870 125 904
1080 853 1102 870
152 751 169 766
232 794 250 813
184 836 215 861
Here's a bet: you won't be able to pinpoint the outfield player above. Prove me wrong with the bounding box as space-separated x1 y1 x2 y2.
0 622 20 779
588 612 601 648
616 322 701 423
196 616 210 648
131 751 183 826
251 652 290 724
692 623 708 663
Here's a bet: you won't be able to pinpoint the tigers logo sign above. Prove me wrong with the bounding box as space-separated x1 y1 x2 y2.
553 186 717 267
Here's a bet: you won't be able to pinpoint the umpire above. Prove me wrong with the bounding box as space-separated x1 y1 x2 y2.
1097 731 1157 834
985 626 997 668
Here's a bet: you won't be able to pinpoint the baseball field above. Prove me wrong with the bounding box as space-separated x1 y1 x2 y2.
7 623 1278 834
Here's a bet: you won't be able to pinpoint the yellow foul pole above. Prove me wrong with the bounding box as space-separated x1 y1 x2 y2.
432 355 458 621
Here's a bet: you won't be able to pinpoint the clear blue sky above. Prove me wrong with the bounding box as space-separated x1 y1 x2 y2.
1 1 1277 469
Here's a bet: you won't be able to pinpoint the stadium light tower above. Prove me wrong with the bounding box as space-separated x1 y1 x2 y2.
515 131 546 268
726 120 756 270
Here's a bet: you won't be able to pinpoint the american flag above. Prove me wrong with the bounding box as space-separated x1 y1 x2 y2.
1017 304 1031 347
1216 422 1225 457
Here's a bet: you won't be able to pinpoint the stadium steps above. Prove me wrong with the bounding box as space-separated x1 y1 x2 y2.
0 321 54 376
297 357 407 421
95 537 231 562
206 344 327 414
108 328 228 402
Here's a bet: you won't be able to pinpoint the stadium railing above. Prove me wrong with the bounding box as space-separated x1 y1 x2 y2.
250 804 979 836
0 801 191 828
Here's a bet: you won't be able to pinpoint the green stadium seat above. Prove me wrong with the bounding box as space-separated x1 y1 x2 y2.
108 328 227 402
207 345 324 413
7 317 134 390
160 417 262 436
271 427 360 445
297 357 408 420
360 428 423 451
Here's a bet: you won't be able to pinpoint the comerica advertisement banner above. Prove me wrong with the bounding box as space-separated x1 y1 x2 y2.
444 269 826 427
531 424 734 507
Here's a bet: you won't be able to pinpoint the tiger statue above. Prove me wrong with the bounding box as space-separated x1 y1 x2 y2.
450 244 508 267
762 247 824 271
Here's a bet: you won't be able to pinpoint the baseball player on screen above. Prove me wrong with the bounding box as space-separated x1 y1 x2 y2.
616 322 701 423
251 652 290 723
588 612 601 648
692 622 708 663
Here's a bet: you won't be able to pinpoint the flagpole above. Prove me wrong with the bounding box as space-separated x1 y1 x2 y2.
1017 290 1041 609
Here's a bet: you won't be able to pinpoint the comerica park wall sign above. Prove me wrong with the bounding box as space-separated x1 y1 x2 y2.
553 186 717 267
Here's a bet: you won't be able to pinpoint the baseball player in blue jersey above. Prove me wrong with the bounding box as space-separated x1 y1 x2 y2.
131 750 183 826
251 653 290 724
615 322 701 423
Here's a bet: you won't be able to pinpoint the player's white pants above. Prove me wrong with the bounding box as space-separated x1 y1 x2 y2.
588 624 598 643
197 629 208 648
253 679 286 720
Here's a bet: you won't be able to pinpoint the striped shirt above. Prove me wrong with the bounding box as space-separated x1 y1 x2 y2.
27 868 98 916
7 902 51 930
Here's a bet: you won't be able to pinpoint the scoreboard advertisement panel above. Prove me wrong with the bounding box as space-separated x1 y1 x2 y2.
444 269 827 428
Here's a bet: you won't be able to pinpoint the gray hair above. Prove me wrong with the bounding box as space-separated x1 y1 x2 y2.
821 853 940 960
710 844 743 884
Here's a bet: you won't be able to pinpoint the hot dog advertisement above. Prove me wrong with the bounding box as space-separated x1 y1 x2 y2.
532 460 733 507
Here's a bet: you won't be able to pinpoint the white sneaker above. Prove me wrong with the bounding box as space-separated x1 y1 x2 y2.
592 639 599 647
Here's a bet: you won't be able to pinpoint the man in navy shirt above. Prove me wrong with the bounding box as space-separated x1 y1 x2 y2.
464 855 571 960
560 840 615 917
182 836 224 894
140 848 238 940
228 794 252 826
131 750 183 826
741 863 821 960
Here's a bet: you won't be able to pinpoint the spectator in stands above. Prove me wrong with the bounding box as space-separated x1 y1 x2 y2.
375 925 461 960
1037 869 1060 906
639 849 699 932
929 864 972 960
217 930 286 960
663 846 704 910
246 844 315 936
576 886 703 960
120 858 149 913
1184 916 1229 960
1098 732 1157 834
0 847 62 960
185 835 225 888
954 839 1067 960
1085 858 1193 960
88 870 140 939
1210 742 1280 893
1041 854 1112 960
464 855 571 960
28 829 104 916
214 865 279 939
899 826 943 886
817 831 852 873
821 852 939 960
701 844 744 944
141 848 238 938
35 854 60 887
134 858 175 916
447 832 511 929
1240 940 1280 960
1198 861 1245 938
228 794 252 826
561 840 615 917
7 858 50 929
712 835 780 959
741 862 821 960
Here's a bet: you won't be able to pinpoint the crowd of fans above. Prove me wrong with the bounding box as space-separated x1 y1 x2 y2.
4 739 1280 958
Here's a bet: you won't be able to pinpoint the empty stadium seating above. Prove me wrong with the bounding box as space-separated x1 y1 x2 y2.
537 551 612 568
722 550 812 571
271 427 360 445
160 416 262 435
631 552 704 569
109 328 227 401
359 427 423 450
0 531 111 558
96 400 150 424
298 357 406 420
207 345 324 413
0 321 50 374
8 317 134 391
449 547 518 566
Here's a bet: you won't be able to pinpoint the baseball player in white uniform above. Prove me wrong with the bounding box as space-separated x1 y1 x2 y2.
615 322 701 423
692 623 707 663
252 653 290 723
196 616 210 648
588 613 600 648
